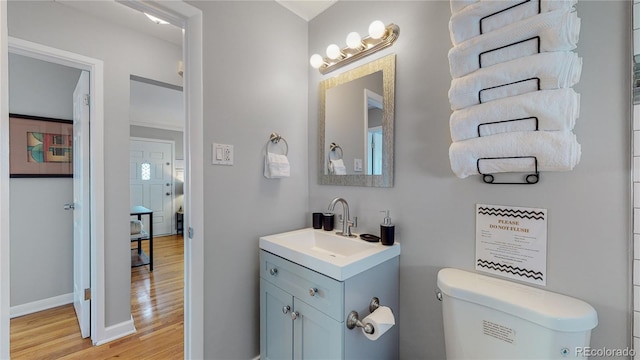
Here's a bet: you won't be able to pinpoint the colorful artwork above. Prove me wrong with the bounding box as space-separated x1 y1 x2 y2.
27 132 73 163
9 114 73 177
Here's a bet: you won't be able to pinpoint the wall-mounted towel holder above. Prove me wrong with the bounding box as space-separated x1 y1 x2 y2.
479 0 541 35
329 142 343 159
477 117 539 137
477 156 540 185
478 77 541 104
479 36 540 70
267 132 288 155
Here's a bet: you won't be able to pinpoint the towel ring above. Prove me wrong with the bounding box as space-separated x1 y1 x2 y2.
268 132 288 155
328 142 343 160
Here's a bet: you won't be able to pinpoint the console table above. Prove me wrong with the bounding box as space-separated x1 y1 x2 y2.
131 205 153 271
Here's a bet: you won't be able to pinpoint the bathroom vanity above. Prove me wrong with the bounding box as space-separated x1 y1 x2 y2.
259 228 400 359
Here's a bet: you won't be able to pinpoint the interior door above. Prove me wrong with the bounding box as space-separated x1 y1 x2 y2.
130 139 173 235
72 70 90 338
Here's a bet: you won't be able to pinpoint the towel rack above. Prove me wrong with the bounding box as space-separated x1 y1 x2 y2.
479 0 541 36
478 77 541 104
479 36 540 70
477 117 539 137
328 142 343 160
477 156 540 185
267 132 288 155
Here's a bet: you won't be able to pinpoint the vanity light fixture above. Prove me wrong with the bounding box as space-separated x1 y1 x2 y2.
310 20 399 75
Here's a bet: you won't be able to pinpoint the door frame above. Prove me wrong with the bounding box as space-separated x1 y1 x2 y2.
129 137 176 235
6 37 106 344
0 1 204 357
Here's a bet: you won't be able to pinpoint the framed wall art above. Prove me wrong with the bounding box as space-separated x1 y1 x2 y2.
9 114 74 178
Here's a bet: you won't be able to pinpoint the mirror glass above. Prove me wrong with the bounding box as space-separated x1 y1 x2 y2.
319 54 395 187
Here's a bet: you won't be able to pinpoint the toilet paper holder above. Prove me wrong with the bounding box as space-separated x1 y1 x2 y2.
346 297 381 334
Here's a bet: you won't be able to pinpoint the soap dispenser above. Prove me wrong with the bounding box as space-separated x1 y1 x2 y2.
380 210 395 246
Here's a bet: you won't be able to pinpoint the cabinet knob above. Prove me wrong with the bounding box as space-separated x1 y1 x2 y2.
269 268 278 276
309 287 318 297
282 305 290 314
291 311 299 320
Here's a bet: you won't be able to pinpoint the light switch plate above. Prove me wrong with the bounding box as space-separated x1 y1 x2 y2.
212 143 234 165
354 158 363 172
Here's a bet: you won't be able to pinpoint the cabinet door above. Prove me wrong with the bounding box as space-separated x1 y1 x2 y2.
261 279 294 360
293 299 344 360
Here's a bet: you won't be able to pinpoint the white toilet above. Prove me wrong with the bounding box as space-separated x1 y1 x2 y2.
437 268 598 359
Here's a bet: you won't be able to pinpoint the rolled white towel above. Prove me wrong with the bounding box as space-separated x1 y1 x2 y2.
449 0 577 45
449 9 580 78
449 131 581 178
450 0 476 14
449 51 582 110
450 88 580 141
264 152 290 178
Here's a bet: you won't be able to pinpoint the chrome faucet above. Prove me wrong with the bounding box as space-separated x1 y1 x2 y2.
328 197 357 237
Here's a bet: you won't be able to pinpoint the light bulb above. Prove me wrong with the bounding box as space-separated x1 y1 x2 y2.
326 44 342 60
368 20 386 40
346 32 362 49
310 54 324 69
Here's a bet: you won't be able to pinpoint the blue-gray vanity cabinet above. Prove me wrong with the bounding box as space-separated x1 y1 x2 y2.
260 249 399 360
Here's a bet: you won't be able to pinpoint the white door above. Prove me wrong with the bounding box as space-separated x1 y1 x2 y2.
130 139 174 235
72 70 90 338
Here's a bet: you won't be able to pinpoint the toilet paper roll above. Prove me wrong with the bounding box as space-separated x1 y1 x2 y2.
362 306 395 341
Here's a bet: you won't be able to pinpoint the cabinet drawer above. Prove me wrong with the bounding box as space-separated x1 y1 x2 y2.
260 250 344 321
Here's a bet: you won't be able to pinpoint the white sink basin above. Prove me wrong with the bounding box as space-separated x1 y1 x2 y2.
259 228 400 281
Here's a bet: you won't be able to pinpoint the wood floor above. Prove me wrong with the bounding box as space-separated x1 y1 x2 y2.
10 234 184 359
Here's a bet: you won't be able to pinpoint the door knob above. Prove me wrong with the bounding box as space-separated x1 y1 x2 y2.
309 288 318 297
291 311 299 320
166 192 171 196
282 305 290 314
63 203 75 210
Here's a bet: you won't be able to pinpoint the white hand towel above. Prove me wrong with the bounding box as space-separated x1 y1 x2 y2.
329 159 347 175
449 0 577 45
449 131 581 178
450 88 580 141
449 51 582 110
264 152 290 178
449 9 580 78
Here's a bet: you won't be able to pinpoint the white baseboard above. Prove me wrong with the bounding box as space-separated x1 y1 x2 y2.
10 293 73 318
95 315 136 346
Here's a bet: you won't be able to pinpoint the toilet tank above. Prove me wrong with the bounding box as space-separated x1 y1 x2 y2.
437 268 598 360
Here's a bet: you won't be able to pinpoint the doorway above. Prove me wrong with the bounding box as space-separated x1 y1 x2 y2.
1 2 203 357
7 37 105 345
130 138 176 236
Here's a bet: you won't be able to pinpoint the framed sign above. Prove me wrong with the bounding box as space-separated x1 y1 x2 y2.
9 114 73 178
476 204 547 285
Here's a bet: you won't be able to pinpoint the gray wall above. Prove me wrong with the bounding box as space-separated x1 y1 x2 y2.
8 54 80 306
8 1 183 327
309 1 630 359
190 1 309 358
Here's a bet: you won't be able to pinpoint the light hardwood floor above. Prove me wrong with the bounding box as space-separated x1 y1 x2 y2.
10 234 184 359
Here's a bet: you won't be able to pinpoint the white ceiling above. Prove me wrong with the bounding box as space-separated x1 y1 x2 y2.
275 0 336 21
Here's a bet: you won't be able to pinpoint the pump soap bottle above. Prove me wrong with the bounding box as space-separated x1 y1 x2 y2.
380 210 395 246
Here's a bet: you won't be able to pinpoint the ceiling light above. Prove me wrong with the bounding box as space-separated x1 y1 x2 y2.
144 13 170 25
